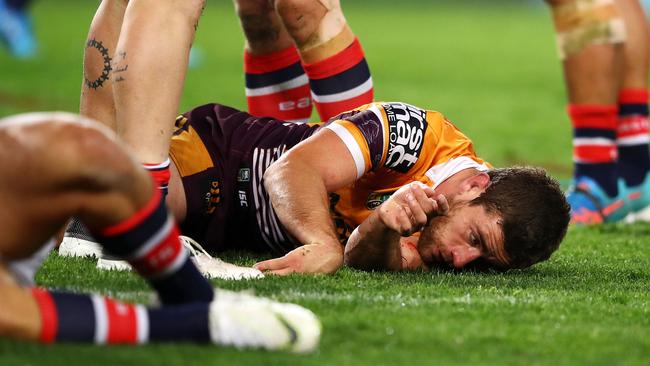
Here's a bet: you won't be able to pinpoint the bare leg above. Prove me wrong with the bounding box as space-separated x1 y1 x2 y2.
79 0 128 130
234 0 293 55
0 264 40 341
113 0 205 163
618 0 650 89
275 0 352 63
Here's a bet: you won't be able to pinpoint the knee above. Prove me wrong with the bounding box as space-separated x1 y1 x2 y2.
546 0 625 59
50 121 140 191
12 113 140 192
234 0 284 44
275 0 340 45
275 0 325 32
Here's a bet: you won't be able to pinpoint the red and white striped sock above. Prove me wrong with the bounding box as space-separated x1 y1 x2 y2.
302 38 373 121
31 288 210 344
143 158 171 196
569 104 619 196
91 188 213 304
617 88 650 187
245 46 313 123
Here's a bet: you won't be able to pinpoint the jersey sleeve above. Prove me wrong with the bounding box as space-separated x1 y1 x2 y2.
323 102 432 178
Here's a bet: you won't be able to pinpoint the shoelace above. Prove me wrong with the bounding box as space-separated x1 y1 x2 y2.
179 235 216 260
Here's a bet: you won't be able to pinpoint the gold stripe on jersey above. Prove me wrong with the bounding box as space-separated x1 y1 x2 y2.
169 125 214 177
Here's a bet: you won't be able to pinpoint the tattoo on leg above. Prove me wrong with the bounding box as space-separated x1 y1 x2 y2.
84 38 112 90
113 51 128 83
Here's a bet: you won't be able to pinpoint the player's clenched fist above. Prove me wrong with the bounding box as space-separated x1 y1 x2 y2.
377 182 449 236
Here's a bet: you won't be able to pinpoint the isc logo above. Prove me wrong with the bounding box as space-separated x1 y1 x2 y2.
279 97 311 111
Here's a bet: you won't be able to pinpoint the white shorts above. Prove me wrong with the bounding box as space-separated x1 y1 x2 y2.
4 239 55 287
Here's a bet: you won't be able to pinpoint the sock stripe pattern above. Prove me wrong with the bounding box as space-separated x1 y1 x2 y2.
31 289 149 344
95 189 185 278
617 89 649 146
617 88 650 187
245 46 312 123
91 295 149 344
302 38 373 121
91 189 213 304
143 158 171 195
569 104 618 164
31 288 58 343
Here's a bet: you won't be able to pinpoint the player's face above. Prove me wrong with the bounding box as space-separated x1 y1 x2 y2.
417 201 508 270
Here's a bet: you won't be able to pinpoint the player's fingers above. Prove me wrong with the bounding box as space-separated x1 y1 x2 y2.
410 185 436 219
405 191 428 227
436 194 450 215
266 267 296 276
396 207 415 236
409 181 436 198
254 256 291 271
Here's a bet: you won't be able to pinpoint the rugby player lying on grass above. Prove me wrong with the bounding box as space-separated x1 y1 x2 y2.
0 112 320 350
74 98 571 275
75 0 570 276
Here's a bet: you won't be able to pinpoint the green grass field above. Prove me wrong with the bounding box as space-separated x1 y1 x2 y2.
0 1 649 365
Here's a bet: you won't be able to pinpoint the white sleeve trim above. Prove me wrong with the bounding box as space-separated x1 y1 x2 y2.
425 156 490 189
325 123 367 179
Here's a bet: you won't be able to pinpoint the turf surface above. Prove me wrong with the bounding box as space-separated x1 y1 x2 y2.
0 1 649 365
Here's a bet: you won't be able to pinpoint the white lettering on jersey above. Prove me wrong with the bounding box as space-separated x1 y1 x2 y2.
383 103 427 173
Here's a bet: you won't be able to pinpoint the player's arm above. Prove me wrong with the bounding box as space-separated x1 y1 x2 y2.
255 128 358 275
344 183 448 271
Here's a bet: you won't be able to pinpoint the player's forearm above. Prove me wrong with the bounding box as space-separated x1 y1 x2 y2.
343 211 402 271
264 158 342 250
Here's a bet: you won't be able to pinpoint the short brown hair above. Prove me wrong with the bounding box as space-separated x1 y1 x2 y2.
470 167 570 270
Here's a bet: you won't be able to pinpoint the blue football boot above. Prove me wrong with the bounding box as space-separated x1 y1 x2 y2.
622 171 650 223
566 176 629 225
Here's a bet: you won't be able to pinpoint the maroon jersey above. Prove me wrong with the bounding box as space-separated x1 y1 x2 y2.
169 103 320 254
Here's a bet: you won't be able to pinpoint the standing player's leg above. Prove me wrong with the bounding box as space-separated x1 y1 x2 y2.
0 114 320 350
80 0 127 132
235 0 313 123
547 0 627 223
614 0 650 220
113 0 205 193
275 0 374 121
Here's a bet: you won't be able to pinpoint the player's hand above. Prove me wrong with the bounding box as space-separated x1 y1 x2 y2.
253 243 344 275
378 182 449 236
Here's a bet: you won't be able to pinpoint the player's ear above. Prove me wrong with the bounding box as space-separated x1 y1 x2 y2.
460 172 490 193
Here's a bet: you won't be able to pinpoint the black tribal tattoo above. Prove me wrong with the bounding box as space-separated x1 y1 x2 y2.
84 38 112 90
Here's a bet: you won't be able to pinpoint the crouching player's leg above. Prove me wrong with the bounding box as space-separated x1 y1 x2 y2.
0 113 320 351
